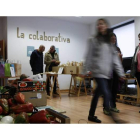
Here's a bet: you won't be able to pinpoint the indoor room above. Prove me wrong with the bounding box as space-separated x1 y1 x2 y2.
0 16 140 124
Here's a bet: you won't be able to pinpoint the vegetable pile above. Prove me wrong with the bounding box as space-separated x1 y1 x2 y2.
0 92 56 124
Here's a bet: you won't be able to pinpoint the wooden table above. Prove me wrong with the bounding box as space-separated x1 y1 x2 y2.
46 73 61 99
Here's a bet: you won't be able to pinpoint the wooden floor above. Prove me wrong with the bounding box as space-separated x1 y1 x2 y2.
47 93 140 124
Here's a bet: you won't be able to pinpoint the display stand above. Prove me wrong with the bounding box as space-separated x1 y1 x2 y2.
46 73 61 99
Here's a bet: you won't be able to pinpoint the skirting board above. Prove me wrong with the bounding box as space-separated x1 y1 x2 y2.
60 89 69 93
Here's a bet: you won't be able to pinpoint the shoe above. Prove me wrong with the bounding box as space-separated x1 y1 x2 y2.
103 108 111 116
88 116 101 123
110 107 120 113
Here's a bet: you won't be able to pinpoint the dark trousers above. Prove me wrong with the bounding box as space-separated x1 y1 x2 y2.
46 76 56 94
111 72 119 108
89 78 113 117
136 72 140 87
33 71 43 77
103 72 119 108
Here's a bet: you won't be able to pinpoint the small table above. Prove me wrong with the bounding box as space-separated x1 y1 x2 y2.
0 76 20 86
46 73 61 99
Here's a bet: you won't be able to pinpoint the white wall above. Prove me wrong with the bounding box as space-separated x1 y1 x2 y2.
7 17 90 89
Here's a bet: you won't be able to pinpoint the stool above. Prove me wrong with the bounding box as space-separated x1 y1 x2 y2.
69 74 87 97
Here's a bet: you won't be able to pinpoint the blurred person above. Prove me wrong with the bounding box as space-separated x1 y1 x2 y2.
30 45 45 75
44 45 59 95
131 33 140 87
81 19 125 123
103 33 123 115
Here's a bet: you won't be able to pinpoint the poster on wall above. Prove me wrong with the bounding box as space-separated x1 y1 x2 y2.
27 46 34 57
55 48 59 55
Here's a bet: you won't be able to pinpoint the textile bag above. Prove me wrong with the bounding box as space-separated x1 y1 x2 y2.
10 61 16 77
4 60 11 77
14 60 21 76
0 62 5 77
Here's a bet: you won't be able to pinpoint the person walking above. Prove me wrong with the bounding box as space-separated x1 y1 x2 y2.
103 33 123 115
81 19 125 123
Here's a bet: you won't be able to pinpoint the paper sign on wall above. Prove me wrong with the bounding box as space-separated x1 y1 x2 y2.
27 46 34 57
55 48 59 56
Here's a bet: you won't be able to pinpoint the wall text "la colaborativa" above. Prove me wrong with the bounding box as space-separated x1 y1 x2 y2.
17 27 70 43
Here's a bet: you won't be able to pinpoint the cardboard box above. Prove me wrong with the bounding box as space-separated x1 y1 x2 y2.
63 66 77 74
18 81 47 107
52 66 61 73
18 81 46 92
52 66 77 74
21 91 47 107
77 66 83 74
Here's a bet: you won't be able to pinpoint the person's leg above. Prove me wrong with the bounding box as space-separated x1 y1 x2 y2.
112 73 119 108
89 86 101 117
111 72 119 112
88 78 112 123
33 71 39 75
46 76 51 95
53 76 57 94
136 72 140 87
103 79 113 115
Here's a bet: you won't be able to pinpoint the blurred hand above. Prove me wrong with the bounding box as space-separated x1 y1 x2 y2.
51 59 56 63
119 76 126 81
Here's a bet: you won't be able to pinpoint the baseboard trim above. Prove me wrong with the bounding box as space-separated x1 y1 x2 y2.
60 89 69 93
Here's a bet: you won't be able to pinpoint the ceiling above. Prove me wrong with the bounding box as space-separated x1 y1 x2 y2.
49 16 135 26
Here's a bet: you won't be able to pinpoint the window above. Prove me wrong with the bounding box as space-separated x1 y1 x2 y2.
112 21 135 58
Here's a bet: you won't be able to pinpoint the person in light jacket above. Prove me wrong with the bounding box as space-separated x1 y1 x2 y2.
82 19 125 123
44 45 59 95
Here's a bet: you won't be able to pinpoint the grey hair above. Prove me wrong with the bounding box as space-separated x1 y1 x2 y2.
50 45 55 49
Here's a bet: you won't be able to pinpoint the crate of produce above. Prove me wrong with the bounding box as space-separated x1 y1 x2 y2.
46 108 70 124
0 86 15 99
